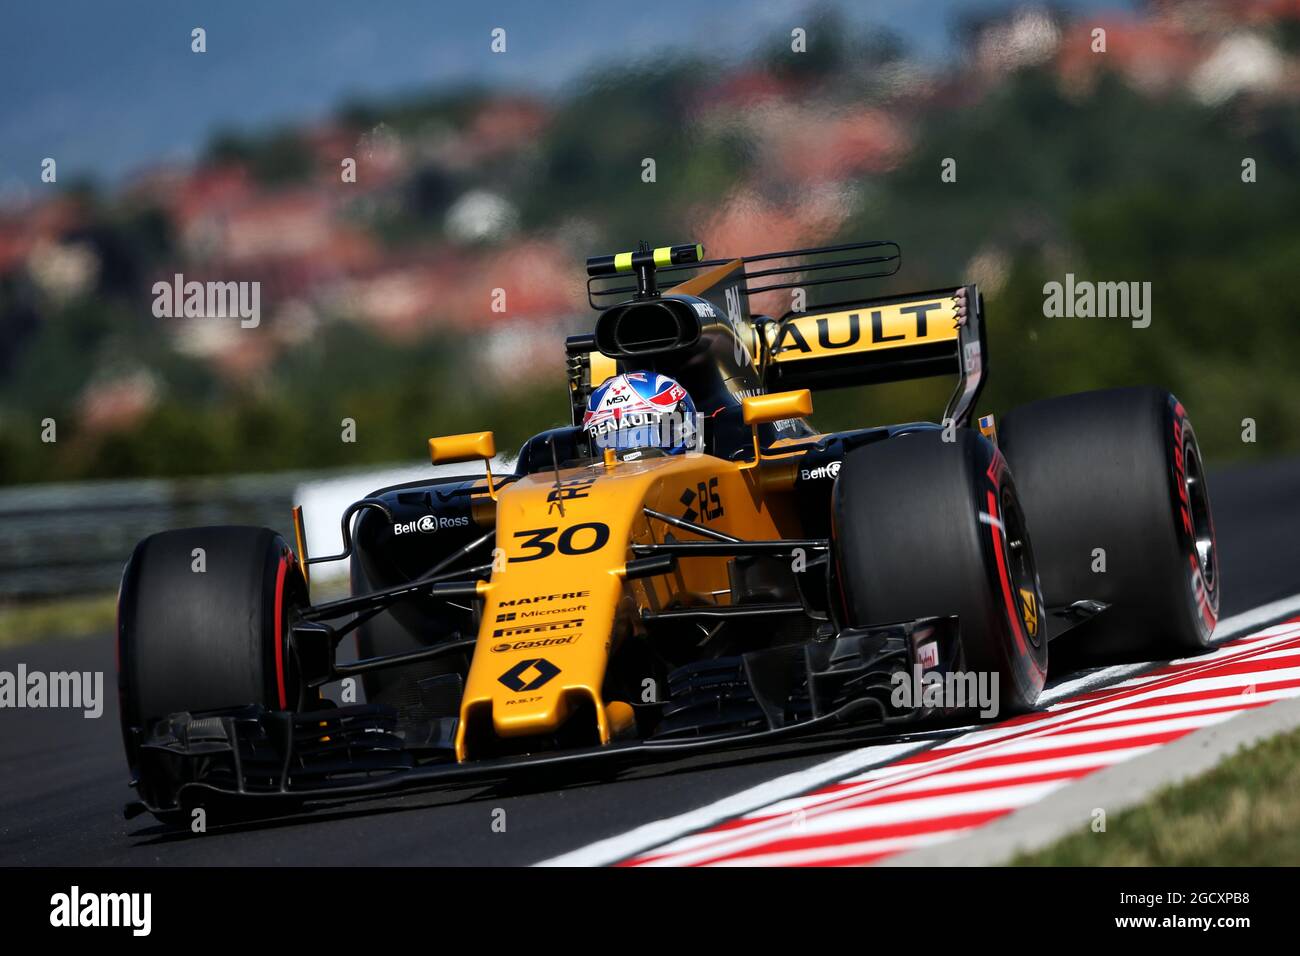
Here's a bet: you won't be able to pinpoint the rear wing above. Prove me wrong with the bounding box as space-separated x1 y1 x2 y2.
580 240 987 429
765 284 987 429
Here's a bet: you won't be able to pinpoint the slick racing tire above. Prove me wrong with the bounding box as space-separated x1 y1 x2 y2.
833 428 1048 715
998 387 1219 664
118 526 305 764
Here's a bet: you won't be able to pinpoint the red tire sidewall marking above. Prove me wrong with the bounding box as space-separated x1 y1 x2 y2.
984 448 1046 683
274 552 289 709
982 447 1045 702
1169 399 1219 635
986 487 1029 660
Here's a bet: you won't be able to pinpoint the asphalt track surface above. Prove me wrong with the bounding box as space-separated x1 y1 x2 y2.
1 457 1297 866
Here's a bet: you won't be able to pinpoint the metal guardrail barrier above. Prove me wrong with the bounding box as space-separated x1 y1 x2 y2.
0 459 492 602
0 473 314 600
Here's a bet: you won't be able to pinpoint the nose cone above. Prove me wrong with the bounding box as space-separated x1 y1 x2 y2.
453 469 633 760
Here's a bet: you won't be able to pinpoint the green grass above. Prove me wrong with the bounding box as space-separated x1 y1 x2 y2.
1011 725 1300 865
0 593 118 647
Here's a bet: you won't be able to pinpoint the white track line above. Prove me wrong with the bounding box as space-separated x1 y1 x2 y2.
1039 595 1300 705
707 832 957 868
535 592 1300 867
637 653 1300 866
536 740 930 867
636 781 1071 867
1215 593 1300 636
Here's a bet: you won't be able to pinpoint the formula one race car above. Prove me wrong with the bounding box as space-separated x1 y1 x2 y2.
116 240 1220 822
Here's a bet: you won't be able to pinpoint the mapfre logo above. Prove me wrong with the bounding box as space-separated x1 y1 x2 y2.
499 590 590 606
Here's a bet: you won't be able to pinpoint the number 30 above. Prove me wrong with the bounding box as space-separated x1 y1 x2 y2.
510 523 610 562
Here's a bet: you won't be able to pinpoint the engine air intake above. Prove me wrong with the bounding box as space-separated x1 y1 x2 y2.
593 297 702 358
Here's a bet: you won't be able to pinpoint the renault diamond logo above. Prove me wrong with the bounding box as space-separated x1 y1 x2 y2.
497 658 561 692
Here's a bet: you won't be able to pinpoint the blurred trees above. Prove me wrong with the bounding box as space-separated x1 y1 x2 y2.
3 26 1299 485
824 70 1300 460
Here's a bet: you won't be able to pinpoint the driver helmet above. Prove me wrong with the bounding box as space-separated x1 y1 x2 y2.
583 372 698 456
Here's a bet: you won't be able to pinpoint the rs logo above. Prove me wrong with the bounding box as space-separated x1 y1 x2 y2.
680 477 724 523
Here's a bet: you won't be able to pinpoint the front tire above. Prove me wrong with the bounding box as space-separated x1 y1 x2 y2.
117 526 305 769
832 429 1048 715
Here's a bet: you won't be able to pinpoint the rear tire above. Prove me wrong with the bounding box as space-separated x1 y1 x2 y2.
117 526 305 766
999 387 1219 664
832 429 1048 715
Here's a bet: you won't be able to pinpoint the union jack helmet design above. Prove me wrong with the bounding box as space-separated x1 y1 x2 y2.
582 372 698 455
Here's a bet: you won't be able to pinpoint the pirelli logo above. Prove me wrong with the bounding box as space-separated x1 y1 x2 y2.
772 297 958 362
492 618 584 639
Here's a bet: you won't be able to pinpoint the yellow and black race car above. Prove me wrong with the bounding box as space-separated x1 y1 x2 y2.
116 240 1220 823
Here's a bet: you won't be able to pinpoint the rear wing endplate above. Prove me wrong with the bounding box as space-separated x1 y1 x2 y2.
764 284 987 428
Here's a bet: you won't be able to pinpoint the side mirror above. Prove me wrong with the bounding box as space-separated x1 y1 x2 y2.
429 430 495 465
741 389 813 426
428 431 497 497
740 390 812 469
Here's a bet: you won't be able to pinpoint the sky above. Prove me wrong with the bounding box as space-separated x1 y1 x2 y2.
0 0 1134 196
